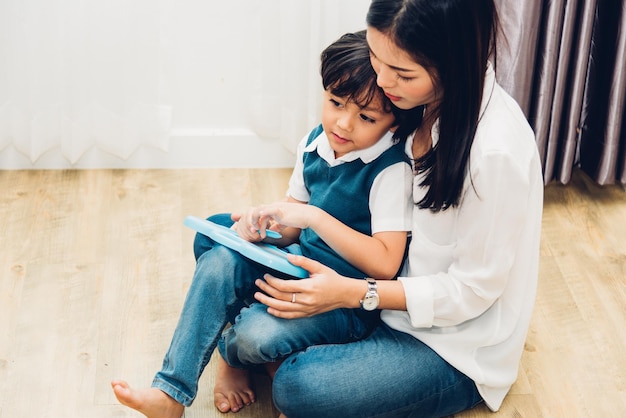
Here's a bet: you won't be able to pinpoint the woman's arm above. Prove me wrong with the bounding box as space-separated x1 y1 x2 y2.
400 150 543 328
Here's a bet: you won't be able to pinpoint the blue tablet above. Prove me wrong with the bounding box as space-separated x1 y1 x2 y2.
183 215 309 279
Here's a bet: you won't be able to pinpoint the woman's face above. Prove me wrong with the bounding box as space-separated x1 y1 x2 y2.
366 28 439 111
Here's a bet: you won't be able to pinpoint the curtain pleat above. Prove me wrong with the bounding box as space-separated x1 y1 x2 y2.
0 0 171 164
248 0 370 153
497 0 626 186
580 0 626 185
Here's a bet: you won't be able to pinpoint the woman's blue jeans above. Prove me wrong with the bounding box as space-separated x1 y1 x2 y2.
272 323 483 418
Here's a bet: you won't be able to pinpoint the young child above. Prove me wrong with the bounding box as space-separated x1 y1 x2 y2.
214 29 414 412
111 30 413 418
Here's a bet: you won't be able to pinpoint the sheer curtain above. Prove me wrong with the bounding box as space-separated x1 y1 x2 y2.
0 0 369 165
247 0 370 153
0 0 171 164
496 0 626 186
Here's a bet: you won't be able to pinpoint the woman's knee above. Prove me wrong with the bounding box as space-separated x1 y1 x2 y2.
272 352 331 417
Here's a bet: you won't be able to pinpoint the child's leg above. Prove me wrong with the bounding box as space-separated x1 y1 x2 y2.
113 244 267 417
218 303 373 368
111 380 184 418
193 213 233 260
149 245 265 407
113 212 269 415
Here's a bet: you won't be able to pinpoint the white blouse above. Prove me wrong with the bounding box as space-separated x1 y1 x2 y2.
381 64 544 411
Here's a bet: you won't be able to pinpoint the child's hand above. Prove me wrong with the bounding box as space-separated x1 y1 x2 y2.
231 206 267 242
257 202 320 230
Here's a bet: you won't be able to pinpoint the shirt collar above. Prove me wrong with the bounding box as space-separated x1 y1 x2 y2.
481 61 497 116
304 129 397 166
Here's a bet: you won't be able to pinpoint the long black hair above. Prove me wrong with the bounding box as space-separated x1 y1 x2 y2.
367 0 499 211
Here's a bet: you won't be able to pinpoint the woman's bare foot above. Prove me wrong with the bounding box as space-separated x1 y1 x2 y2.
111 380 184 418
213 355 255 413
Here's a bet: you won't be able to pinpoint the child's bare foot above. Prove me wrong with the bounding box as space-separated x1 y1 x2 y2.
111 380 184 418
213 355 255 413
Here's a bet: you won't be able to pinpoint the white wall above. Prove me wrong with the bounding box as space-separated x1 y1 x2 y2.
0 0 371 169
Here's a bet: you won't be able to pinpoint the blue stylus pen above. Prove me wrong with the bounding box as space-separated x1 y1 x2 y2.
259 229 282 239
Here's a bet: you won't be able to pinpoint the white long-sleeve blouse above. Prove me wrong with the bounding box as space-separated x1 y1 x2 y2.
381 63 544 411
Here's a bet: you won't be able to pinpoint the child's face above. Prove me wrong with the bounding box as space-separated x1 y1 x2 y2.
366 28 439 111
321 90 396 158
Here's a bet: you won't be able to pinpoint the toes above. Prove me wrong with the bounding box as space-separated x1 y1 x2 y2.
111 380 129 391
242 389 255 405
227 393 244 412
214 392 232 413
111 381 133 404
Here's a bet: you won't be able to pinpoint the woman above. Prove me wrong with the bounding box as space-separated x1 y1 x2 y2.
253 0 543 416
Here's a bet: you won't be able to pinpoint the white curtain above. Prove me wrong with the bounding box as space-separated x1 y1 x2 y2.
0 0 171 163
248 0 371 152
0 0 369 165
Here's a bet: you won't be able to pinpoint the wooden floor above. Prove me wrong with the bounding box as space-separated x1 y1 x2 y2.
0 168 624 418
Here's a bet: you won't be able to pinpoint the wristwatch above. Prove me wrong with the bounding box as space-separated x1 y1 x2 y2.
360 278 379 311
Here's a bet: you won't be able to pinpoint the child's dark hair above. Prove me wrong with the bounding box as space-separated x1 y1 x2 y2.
321 30 402 137
367 0 499 211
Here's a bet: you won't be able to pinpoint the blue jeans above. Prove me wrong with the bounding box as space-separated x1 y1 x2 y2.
216 210 380 368
155 214 482 415
218 302 376 368
152 214 270 406
154 213 378 405
272 323 483 418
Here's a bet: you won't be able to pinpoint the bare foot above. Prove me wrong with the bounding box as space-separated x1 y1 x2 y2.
111 380 184 418
213 355 255 413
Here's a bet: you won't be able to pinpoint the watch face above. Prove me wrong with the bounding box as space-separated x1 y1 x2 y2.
362 293 379 311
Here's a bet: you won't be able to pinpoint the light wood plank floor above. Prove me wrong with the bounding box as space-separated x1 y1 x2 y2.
0 168 624 418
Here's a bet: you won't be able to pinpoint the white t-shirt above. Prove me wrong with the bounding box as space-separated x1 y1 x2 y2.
381 64 543 411
287 129 413 234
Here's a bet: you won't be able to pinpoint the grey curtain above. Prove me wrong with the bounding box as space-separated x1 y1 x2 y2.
495 0 626 186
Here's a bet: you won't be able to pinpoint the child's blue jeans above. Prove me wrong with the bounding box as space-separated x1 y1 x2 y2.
152 214 376 406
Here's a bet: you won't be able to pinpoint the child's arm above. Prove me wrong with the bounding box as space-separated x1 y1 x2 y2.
258 160 413 280
257 202 407 280
311 215 408 280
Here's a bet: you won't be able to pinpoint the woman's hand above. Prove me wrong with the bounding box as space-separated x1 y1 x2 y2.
254 254 358 319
